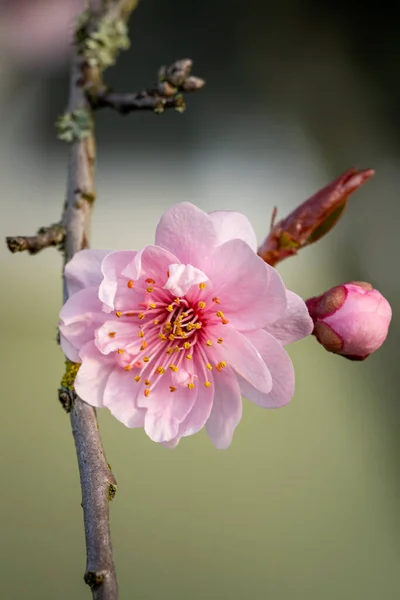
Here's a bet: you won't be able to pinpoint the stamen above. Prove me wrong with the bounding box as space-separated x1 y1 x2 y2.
127 280 134 288
169 386 176 393
159 333 167 341
146 286 153 293
134 375 141 382
204 381 211 388
149 302 157 309
206 363 212 370
138 313 145 320
186 354 193 360
144 379 152 386
168 334 175 341
126 312 135 317
217 337 223 344
146 278 155 284
183 342 191 349
216 361 227 372
174 297 181 304
206 340 212 347
198 301 206 309
117 349 124 354
140 341 147 351
156 366 165 374
138 331 145 338
116 311 122 318
144 389 150 397
169 364 178 372
124 365 132 371
164 322 172 331
166 348 174 355
166 305 174 312
153 319 159 325
212 297 220 304
143 356 150 363
216 310 225 318
221 318 229 325
108 332 116 338
187 383 195 389
199 282 206 289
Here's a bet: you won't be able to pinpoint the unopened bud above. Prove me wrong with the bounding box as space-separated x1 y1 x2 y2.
306 282 391 360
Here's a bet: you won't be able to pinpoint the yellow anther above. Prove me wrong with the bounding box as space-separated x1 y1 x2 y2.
194 323 202 329
166 348 174 355
206 340 212 347
216 310 225 318
186 324 193 331
183 342 191 349
138 331 145 338
168 334 175 341
212 297 220 304
174 346 180 352
204 381 211 388
217 337 223 344
206 363 212 370
164 322 172 331
143 356 150 363
108 331 116 338
159 333 167 341
216 361 227 372
117 349 124 354
198 301 206 309
149 302 157 309
169 386 176 393
169 364 178 372
187 382 195 389
166 304 174 312
199 282 206 289
124 365 132 371
138 312 145 320
144 389 150 397
127 280 134 288
153 319 159 325
157 366 165 374
116 311 122 318
146 278 155 284
174 297 181 304
140 341 147 351
186 354 193 360
134 375 141 382
146 286 153 293
182 312 189 317
144 379 152 386
221 318 229 325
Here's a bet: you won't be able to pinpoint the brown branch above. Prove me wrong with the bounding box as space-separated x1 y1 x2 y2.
90 59 205 114
6 223 65 255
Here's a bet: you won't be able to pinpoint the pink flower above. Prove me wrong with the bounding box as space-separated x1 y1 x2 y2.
59 203 313 448
306 282 392 360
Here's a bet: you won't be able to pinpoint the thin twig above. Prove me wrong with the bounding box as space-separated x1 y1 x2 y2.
6 223 65 254
90 59 205 114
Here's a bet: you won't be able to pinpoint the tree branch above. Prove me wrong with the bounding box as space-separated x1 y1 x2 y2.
6 223 65 255
89 58 205 114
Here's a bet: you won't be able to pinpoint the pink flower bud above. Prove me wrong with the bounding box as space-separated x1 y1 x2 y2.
306 282 392 360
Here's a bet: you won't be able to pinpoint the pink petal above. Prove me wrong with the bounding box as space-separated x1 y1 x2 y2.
155 202 217 268
103 367 146 428
74 341 114 408
208 239 287 330
177 364 214 437
95 320 139 355
239 330 295 408
64 249 110 296
98 250 138 311
208 210 258 251
211 324 272 393
60 334 80 363
123 245 179 284
59 287 106 359
164 263 208 297
265 290 314 345
205 367 242 449
144 376 198 443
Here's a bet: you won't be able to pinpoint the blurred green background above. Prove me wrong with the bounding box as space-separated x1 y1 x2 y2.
0 1 399 599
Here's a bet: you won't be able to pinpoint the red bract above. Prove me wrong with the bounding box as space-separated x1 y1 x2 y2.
258 168 374 267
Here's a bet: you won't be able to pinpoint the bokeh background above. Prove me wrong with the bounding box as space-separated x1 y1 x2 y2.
0 1 399 598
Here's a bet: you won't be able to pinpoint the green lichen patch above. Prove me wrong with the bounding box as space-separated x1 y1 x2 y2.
56 110 92 143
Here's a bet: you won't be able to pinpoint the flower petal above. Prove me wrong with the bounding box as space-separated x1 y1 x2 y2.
155 202 217 268
164 263 208 297
265 290 313 345
65 249 110 296
177 362 214 437
239 330 295 408
208 210 257 251
98 250 138 311
103 367 146 427
144 376 198 443
206 367 242 449
59 287 106 359
207 239 287 330
95 320 139 355
123 245 179 284
74 341 114 407
210 324 272 393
